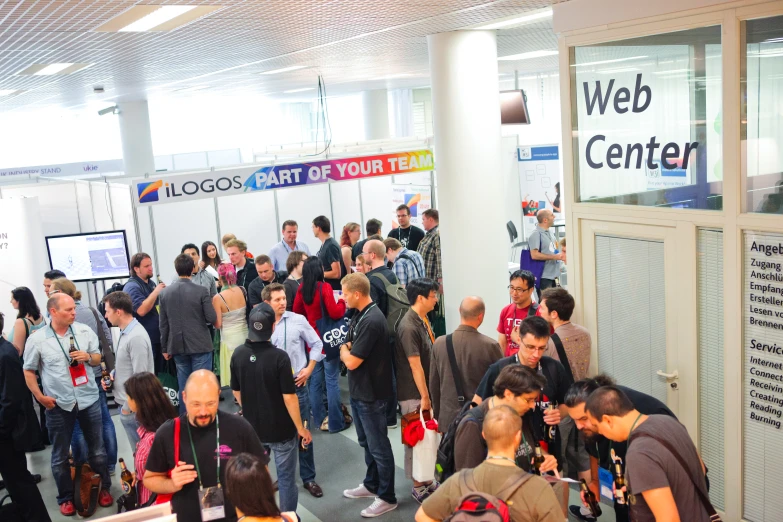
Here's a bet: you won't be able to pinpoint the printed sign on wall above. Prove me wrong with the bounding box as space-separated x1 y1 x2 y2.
391 184 432 229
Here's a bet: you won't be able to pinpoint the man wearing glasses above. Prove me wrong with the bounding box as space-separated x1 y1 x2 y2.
498 270 542 357
388 204 425 252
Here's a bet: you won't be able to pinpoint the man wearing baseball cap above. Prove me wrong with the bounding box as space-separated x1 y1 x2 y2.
230 303 312 513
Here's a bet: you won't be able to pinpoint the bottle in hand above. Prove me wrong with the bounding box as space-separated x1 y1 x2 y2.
612 461 627 505
68 337 79 367
119 458 137 504
531 442 545 476
101 362 112 391
299 420 308 453
547 402 558 441
580 479 603 517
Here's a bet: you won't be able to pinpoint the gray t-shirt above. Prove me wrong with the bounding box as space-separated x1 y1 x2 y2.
626 415 710 522
528 226 559 279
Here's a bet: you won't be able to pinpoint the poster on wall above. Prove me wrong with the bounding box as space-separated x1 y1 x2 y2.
518 144 561 237
391 184 432 229
743 231 783 520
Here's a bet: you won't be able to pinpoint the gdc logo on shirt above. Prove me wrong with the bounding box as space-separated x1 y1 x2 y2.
324 325 348 347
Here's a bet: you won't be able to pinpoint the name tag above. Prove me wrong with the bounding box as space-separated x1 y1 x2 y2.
599 466 614 502
198 486 225 521
69 364 89 387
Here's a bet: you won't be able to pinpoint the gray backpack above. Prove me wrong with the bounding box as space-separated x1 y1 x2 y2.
443 469 532 522
369 271 410 337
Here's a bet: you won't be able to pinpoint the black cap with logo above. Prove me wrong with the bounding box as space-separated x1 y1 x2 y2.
248 303 275 342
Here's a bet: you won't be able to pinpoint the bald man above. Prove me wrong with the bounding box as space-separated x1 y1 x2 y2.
428 297 503 432
362 239 400 317
143 370 269 522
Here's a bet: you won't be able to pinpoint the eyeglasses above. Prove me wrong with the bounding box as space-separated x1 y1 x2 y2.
508 285 531 294
522 343 547 353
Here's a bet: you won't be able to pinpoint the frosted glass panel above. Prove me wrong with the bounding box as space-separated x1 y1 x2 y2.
595 235 667 402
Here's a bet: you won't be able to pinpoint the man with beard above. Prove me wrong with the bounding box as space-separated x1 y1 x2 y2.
143 370 269 522
563 375 675 522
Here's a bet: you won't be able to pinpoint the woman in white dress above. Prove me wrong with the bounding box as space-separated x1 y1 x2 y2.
212 263 248 387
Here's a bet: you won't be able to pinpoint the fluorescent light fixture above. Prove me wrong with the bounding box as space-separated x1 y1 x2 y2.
260 65 307 75
120 6 196 32
474 8 552 30
498 50 557 61
96 5 221 32
17 63 92 75
572 56 648 67
283 87 315 94
653 69 691 75
35 63 75 75
598 67 639 74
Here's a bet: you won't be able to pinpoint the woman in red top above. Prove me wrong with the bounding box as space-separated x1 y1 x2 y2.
293 257 350 433
124 372 177 506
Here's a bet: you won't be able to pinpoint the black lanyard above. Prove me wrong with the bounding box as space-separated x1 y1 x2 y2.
186 415 220 489
349 303 376 342
50 326 81 364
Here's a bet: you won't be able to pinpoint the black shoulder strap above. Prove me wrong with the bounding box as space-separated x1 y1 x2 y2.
23 318 30 337
630 432 721 521
527 302 538 317
446 334 466 406
550 333 574 383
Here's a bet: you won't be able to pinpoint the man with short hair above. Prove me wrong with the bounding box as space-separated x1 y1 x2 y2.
269 220 312 271
395 278 440 503
248 254 288 308
0 311 51 522
159 254 218 413
585 386 710 522
417 209 442 285
144 370 270 522
225 238 259 292
222 233 253 259
528 210 564 291
353 218 384 261
23 294 113 516
313 215 345 290
363 239 401 317
43 269 66 295
340 273 397 518
265 283 325 498
178 243 217 297
430 296 503 433
102 291 155 451
231 304 313 512
388 204 425 252
415 405 563 522
384 237 425 288
498 270 541 357
124 252 165 373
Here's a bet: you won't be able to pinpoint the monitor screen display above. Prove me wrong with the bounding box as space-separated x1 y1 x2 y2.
46 230 131 283
499 89 531 125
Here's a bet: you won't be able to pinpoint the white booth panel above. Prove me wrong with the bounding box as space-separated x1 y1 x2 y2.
173 152 208 171
155 155 175 173
152 199 218 282
2 183 81 238
392 171 432 186
359 177 394 236
90 182 115 231
216 191 278 262
75 182 95 232
136 208 155 265
276 184 333 255
109 184 139 253
330 180 363 235
207 149 242 167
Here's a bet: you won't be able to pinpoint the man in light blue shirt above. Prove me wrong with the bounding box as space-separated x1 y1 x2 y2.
265 283 325 498
269 220 312 271
23 294 114 515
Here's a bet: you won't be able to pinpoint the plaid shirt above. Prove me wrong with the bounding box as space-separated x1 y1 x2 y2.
392 248 426 286
417 225 442 281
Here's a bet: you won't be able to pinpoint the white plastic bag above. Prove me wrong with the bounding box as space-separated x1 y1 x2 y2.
412 410 441 482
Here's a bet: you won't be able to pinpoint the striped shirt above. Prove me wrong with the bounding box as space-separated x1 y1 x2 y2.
417 225 442 281
135 427 156 505
391 248 426 287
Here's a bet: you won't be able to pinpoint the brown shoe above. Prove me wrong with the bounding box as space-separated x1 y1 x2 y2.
304 481 324 498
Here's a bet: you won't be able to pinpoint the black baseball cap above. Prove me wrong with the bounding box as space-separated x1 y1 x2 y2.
248 303 275 342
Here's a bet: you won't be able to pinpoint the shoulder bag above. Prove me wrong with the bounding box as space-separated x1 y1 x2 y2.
549 333 573 383
154 416 181 506
315 286 349 361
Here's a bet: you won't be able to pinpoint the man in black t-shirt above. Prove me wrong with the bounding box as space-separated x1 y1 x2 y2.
352 218 384 262
312 215 345 291
230 304 312 513
143 370 269 522
339 273 397 518
388 204 425 252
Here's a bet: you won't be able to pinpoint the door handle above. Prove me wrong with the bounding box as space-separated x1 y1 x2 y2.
656 370 679 380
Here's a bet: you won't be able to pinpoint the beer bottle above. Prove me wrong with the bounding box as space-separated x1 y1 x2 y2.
531 442 545 476
612 461 627 505
68 337 79 367
546 402 558 441
299 420 309 453
119 458 137 504
580 479 603 517
101 362 113 391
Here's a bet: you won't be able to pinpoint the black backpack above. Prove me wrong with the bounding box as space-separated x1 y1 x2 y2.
99 281 126 327
435 401 485 483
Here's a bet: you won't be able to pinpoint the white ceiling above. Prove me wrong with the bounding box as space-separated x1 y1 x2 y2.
0 0 563 113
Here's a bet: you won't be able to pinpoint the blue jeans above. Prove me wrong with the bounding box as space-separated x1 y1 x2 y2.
296 385 316 483
386 358 398 426
310 358 346 433
48 401 110 505
264 436 299 512
173 352 213 413
351 398 396 504
119 407 140 453
71 380 117 472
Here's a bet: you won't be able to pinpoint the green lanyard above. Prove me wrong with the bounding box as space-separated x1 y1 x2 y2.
186 414 221 489
50 326 81 364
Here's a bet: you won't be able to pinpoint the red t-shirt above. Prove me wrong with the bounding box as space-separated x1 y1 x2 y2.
496 303 542 357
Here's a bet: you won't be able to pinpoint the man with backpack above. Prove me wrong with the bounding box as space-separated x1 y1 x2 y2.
384 238 425 287
415 405 563 522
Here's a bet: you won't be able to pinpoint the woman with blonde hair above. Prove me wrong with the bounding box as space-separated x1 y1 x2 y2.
340 222 361 276
212 263 248 387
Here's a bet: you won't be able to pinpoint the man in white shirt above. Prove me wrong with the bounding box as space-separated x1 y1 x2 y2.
269 220 312 271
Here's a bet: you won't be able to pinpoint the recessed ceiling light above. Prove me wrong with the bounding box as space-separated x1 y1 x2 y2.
96 5 221 33
572 56 648 67
474 9 553 30
35 63 74 75
16 63 93 75
283 87 315 94
120 6 197 32
498 50 558 61
260 65 307 75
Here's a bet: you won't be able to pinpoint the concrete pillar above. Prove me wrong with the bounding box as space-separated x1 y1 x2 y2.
362 89 390 140
118 100 156 177
427 30 508 337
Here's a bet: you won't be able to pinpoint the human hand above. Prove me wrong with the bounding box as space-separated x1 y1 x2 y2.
39 395 57 410
539 454 558 473
70 350 91 363
510 325 521 346
421 396 431 413
556 252 565 261
199 260 206 270
155 282 166 293
171 461 198 490
543 407 561 425
298 428 312 446
295 366 313 387
163 353 172 360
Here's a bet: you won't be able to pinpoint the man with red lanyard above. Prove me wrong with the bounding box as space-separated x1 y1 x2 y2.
497 270 542 357
23 293 113 516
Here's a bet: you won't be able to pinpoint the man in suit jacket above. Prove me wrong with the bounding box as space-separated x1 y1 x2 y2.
160 254 218 413
0 312 51 521
429 297 503 433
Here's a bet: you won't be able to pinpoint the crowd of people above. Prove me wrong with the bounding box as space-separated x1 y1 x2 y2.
0 204 714 522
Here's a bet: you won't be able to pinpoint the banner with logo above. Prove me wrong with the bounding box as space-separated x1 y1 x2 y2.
391 184 432 228
133 149 434 207
0 159 125 180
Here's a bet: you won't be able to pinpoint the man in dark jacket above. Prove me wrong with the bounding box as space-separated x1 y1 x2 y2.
0 312 51 522
248 255 288 308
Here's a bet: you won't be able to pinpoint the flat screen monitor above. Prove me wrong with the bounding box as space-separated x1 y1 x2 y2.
499 89 530 125
45 230 131 283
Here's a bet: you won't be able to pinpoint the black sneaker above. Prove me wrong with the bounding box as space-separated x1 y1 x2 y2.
569 505 596 521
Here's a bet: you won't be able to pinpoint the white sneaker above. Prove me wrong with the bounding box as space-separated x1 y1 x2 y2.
361 498 398 518
344 484 376 498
